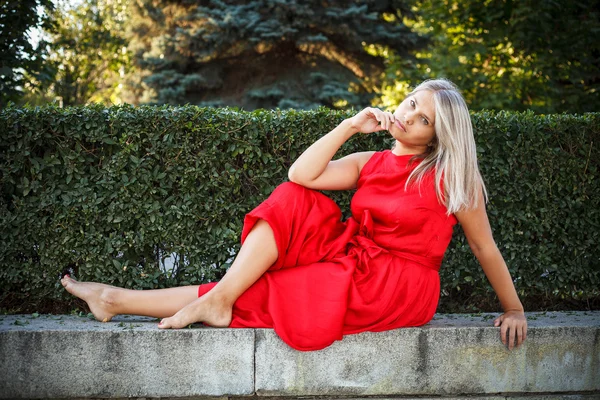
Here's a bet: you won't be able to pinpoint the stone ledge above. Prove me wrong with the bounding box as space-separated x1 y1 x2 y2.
0 311 598 399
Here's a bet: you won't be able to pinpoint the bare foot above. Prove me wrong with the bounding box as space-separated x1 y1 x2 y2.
60 275 116 323
158 292 232 329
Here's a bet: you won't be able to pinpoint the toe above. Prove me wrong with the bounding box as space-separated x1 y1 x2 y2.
158 318 172 329
60 276 70 289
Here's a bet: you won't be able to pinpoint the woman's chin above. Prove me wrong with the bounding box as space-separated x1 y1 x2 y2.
387 130 401 141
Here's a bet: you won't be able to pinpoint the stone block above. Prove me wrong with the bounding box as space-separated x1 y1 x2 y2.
0 315 254 398
255 312 600 396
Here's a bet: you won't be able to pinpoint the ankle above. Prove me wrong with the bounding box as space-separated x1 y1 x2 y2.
98 287 119 312
204 289 235 309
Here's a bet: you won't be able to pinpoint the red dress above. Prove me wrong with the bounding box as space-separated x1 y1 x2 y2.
197 150 457 351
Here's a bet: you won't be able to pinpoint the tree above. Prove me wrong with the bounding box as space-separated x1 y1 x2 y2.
34 0 131 106
124 0 426 110
381 0 600 113
0 0 55 107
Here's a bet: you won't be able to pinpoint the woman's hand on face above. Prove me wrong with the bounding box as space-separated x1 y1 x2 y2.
350 107 396 134
494 310 527 350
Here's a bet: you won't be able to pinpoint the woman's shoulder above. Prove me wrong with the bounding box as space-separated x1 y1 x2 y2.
329 151 377 178
356 149 404 179
351 151 377 174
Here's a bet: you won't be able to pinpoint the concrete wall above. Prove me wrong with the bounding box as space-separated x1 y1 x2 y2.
0 311 598 399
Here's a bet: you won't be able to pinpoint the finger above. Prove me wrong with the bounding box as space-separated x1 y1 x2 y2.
373 113 384 127
371 116 386 132
500 324 507 347
494 315 502 327
387 113 396 129
521 324 527 344
369 107 382 118
360 108 374 123
508 326 516 350
516 326 524 347
383 112 393 130
373 110 387 129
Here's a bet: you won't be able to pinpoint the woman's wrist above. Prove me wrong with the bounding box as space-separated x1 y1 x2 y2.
341 118 360 138
288 118 358 183
503 306 525 314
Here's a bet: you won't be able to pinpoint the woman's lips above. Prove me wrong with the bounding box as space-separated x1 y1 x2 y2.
395 120 406 132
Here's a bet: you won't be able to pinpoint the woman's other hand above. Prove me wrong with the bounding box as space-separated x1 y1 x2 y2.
494 310 528 350
350 107 396 133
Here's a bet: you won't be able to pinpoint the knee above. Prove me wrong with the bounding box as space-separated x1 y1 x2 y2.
253 182 313 215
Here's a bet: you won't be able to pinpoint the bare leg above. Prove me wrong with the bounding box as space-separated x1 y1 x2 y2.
61 219 278 328
61 277 199 321
158 219 278 328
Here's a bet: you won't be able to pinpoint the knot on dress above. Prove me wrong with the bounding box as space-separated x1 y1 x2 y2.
349 209 442 272
346 210 388 269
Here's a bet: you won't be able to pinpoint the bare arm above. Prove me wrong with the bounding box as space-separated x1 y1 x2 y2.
288 108 395 191
455 193 528 350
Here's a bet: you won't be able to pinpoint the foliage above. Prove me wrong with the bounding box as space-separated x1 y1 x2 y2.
379 0 600 113
0 0 55 107
8 0 599 114
123 0 425 110
0 105 598 313
24 0 132 106
441 110 600 311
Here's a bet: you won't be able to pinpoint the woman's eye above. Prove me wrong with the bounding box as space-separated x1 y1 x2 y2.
422 117 429 125
410 100 415 107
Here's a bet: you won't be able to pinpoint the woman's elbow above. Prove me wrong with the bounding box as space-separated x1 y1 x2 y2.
288 166 300 183
469 240 500 260
288 166 307 185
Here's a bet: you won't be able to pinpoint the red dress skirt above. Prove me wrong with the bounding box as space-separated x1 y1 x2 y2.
197 150 457 351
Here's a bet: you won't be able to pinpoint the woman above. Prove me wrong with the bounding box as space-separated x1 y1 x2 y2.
61 79 528 351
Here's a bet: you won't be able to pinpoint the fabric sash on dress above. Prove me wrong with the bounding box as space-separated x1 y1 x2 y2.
348 210 442 271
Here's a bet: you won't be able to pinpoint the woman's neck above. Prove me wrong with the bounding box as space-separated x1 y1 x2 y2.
392 141 425 156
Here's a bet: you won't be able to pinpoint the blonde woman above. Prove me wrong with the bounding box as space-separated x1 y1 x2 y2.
61 79 528 351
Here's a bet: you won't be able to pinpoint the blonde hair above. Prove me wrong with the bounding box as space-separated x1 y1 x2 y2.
405 78 487 214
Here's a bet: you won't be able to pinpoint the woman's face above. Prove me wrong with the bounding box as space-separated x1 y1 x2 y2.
390 90 437 155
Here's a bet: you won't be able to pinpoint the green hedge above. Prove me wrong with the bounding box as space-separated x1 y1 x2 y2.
1 104 598 313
